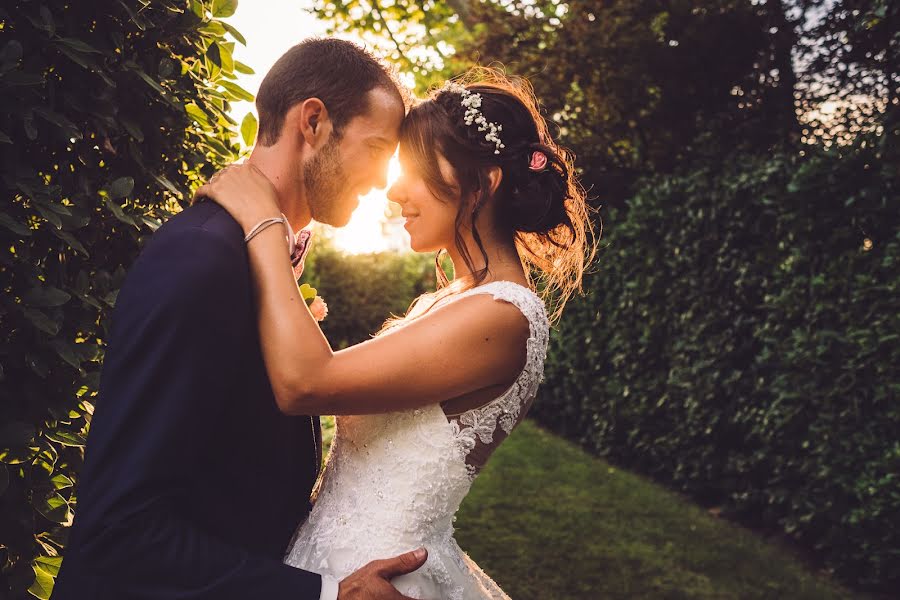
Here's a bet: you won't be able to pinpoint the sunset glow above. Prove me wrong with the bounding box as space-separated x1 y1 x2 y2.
330 155 409 254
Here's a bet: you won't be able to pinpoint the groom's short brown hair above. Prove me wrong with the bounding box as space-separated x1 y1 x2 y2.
255 38 406 146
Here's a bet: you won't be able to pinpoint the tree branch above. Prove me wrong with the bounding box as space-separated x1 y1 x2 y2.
370 0 411 68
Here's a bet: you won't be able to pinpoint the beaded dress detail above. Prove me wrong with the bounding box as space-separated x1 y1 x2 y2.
284 281 549 599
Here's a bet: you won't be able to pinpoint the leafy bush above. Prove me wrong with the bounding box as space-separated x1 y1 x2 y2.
301 239 437 349
0 1 252 596
534 135 899 591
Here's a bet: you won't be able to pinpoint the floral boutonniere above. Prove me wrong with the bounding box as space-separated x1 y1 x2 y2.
291 229 313 280
291 230 326 321
298 283 328 322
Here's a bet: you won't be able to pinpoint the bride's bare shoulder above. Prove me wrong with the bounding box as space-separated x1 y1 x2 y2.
431 288 532 346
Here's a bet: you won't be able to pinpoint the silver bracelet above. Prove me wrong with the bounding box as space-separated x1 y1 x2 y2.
244 216 286 244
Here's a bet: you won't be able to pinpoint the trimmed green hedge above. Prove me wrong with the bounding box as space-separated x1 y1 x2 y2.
0 1 251 597
301 240 437 349
534 138 899 592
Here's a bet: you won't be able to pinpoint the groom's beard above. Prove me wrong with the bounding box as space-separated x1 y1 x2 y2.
304 136 356 227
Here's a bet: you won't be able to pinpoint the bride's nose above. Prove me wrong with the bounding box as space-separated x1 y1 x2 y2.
387 180 405 205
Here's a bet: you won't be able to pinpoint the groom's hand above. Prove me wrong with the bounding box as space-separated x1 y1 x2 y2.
337 548 428 600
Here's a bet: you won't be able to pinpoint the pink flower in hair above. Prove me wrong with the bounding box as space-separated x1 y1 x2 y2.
529 150 548 172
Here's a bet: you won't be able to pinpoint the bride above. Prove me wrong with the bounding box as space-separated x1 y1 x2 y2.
197 69 593 599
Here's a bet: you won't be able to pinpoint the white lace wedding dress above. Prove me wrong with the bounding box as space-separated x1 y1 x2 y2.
284 281 550 599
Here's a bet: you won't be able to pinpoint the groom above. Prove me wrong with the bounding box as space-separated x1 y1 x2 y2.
52 39 423 600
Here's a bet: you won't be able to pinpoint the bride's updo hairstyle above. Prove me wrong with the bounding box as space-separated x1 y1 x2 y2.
400 67 594 322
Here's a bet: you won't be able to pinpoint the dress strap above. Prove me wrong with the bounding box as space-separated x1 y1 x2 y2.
456 280 549 346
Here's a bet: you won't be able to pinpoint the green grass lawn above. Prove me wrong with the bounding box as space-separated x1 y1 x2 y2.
453 420 857 600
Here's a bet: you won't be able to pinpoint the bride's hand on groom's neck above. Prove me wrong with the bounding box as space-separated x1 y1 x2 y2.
194 163 281 234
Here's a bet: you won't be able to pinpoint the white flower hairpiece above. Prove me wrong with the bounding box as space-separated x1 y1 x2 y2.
442 82 505 154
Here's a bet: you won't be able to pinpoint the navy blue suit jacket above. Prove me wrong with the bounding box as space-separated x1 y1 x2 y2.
52 202 323 599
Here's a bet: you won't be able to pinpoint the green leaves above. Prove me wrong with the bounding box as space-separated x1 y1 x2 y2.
124 60 178 107
219 80 253 102
234 60 254 74
35 556 63 578
298 283 317 306
100 177 139 226
240 112 257 146
22 309 61 336
0 211 32 236
50 473 74 490
185 102 212 128
106 176 135 199
1 3 251 597
24 286 72 308
35 492 72 525
33 106 82 139
28 564 55 600
212 0 238 19
206 41 222 69
51 229 89 257
222 21 247 46
55 37 101 54
158 57 176 79
44 430 86 448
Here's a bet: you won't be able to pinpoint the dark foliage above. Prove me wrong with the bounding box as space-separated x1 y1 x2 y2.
0 0 250 596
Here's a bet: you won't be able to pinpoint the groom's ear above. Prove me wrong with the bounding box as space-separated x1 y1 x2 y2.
290 97 332 148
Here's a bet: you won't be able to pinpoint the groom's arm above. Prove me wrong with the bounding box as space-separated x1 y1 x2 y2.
70 225 328 599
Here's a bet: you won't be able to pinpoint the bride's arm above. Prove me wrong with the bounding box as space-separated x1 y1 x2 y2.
196 164 529 416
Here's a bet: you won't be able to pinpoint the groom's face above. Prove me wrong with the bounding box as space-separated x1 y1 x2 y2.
305 87 404 227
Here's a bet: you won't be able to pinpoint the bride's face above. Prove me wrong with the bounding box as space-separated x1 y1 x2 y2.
387 149 462 253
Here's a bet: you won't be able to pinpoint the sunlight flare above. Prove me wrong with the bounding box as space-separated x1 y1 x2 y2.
328 155 409 254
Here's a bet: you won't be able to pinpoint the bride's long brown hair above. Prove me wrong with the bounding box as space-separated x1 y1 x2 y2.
382 67 597 331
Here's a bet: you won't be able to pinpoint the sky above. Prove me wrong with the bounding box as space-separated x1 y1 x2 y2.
223 0 409 254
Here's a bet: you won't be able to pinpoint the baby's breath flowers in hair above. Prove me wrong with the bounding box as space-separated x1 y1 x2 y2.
443 82 505 154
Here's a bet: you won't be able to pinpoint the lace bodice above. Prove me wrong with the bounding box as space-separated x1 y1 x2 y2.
444 282 550 477
284 281 550 599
